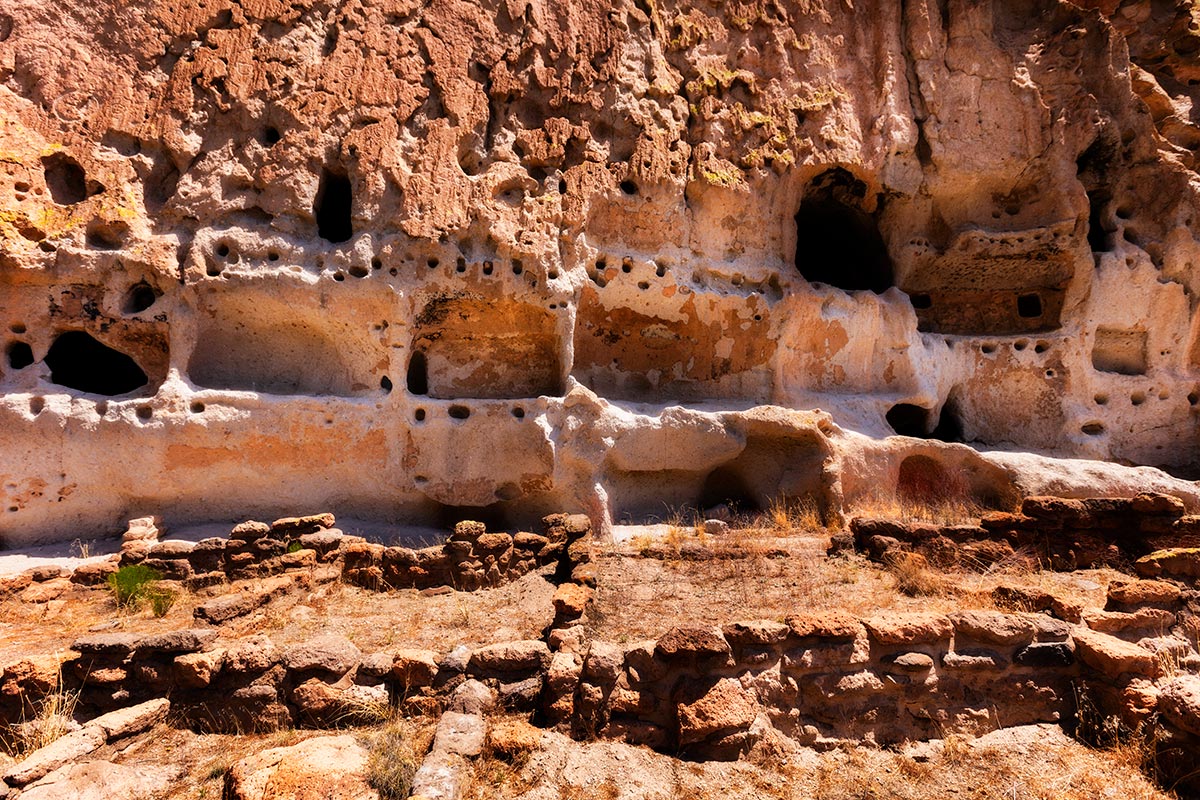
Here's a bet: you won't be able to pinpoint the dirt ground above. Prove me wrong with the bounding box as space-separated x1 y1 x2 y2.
0 523 1184 799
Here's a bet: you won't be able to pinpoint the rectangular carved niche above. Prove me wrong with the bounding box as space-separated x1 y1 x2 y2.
409 295 564 399
1092 327 1148 375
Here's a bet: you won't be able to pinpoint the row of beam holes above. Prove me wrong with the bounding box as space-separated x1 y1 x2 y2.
422 256 552 281
590 256 668 289
978 340 1051 355
976 340 1057 380
411 405 526 424
1084 386 1185 436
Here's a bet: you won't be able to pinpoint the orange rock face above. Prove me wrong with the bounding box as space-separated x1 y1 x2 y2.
3 1 1200 542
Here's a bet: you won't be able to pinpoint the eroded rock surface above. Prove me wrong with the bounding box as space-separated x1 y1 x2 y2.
3 1 1200 542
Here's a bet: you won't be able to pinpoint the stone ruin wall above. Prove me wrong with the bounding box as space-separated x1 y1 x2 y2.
6 0 1200 543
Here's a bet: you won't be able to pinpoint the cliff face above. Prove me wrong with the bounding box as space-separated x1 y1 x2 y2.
2 0 1200 542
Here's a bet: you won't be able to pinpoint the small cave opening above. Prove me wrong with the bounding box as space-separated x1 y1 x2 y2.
1086 190 1112 253
794 169 893 294
41 153 89 205
123 282 159 314
698 466 761 515
436 501 510 532
314 168 353 243
929 396 965 443
886 403 930 437
1016 293 1043 319
6 341 33 370
44 331 148 396
406 351 429 396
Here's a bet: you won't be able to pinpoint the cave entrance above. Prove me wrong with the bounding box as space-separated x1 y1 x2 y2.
6 341 33 370
930 396 965 443
45 331 148 395
698 466 762 516
41 153 88 205
795 169 893 293
406 350 429 396
886 403 930 437
315 168 353 243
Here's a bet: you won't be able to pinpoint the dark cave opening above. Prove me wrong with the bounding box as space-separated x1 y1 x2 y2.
315 168 353 243
6 341 33 370
41 153 89 206
886 403 930 437
929 397 965 443
406 350 429 396
1086 190 1112 253
1017 293 1043 319
698 466 761 515
124 282 158 314
44 331 148 396
795 169 894 294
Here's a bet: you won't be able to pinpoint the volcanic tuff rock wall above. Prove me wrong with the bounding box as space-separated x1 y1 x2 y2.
5 0 1200 543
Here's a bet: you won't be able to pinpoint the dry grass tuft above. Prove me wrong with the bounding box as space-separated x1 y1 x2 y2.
848 492 989 526
364 719 432 800
884 551 947 597
5 687 80 758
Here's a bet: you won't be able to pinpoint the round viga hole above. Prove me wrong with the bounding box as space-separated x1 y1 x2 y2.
1014 339 1028 352
216 242 231 259
10 322 26 334
190 401 205 414
333 271 346 282
414 475 428 486
1131 391 1147 406
619 179 638 195
1082 421 1105 436
371 257 382 271
268 251 280 262
512 406 525 419
512 259 523 275
1034 341 1050 354
448 404 470 420
981 344 996 354
136 405 153 421
380 376 393 393
414 408 426 422
349 265 369 278
29 396 44 415
1094 393 1109 406
1189 390 1200 406
637 281 650 290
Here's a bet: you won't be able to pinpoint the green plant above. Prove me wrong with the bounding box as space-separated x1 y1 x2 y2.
146 585 177 617
287 540 303 554
106 564 162 609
